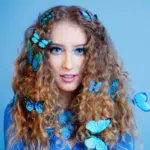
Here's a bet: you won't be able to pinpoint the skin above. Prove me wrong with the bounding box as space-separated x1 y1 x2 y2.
48 20 87 109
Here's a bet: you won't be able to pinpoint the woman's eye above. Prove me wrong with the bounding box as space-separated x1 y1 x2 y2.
74 48 86 55
49 47 63 54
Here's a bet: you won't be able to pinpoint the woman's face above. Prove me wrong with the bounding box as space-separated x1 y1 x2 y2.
48 20 87 92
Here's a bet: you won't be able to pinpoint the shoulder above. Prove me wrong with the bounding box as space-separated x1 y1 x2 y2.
4 102 14 149
4 102 26 149
112 132 135 150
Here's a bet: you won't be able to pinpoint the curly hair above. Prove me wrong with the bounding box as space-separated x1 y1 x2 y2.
7 5 135 150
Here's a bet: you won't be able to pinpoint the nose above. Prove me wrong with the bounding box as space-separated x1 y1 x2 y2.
62 51 73 70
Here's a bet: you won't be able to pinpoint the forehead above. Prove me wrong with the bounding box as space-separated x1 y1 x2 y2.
50 20 87 46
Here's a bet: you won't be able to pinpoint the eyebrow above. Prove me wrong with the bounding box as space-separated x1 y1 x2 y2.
51 43 86 47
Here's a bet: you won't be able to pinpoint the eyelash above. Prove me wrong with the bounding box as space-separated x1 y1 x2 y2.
49 47 86 55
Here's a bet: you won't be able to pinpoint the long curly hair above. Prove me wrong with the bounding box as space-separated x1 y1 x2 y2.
7 5 135 150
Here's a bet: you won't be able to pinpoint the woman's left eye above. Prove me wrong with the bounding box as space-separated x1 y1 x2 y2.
73 48 86 55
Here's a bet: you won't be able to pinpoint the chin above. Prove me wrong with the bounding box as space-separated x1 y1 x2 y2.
55 76 82 92
58 84 79 92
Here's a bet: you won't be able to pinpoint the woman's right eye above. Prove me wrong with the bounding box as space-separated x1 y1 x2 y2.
49 47 63 54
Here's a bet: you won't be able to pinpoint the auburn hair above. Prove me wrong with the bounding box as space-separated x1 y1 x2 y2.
7 5 135 150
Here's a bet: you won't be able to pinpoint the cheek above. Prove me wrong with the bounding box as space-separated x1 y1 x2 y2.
48 56 61 72
74 56 86 72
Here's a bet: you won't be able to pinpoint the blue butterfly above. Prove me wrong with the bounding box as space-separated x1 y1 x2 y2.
32 53 43 72
84 119 111 150
31 30 51 49
109 79 119 100
40 9 55 25
109 79 119 95
88 80 103 93
25 98 44 114
27 40 33 65
130 92 150 112
79 9 92 21
27 40 43 72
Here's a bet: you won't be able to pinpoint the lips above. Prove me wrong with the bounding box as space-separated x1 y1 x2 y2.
60 74 78 83
60 74 77 76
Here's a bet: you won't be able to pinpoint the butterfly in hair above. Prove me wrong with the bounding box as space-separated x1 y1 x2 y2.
31 29 52 49
25 98 44 114
109 79 119 100
88 80 103 93
27 40 44 72
79 9 93 21
40 9 55 25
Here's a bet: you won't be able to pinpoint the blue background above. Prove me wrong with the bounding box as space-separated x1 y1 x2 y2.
0 0 150 149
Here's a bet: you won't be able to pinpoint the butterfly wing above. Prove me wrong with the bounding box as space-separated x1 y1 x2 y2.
85 136 108 150
133 92 150 111
84 136 97 149
32 53 43 72
111 79 119 87
27 40 33 64
33 30 40 40
80 9 92 21
86 119 111 134
35 100 44 114
95 137 108 150
94 81 103 93
88 80 95 92
45 9 53 15
96 119 111 133
31 30 40 44
40 9 55 25
47 14 55 19
109 79 119 97
39 39 51 49
25 98 34 112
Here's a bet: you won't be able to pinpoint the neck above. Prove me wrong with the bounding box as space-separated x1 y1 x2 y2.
56 90 75 110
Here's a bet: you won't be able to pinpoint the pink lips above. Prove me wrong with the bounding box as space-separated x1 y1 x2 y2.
60 74 78 83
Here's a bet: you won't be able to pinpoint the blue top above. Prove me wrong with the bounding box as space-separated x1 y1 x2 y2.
4 103 135 150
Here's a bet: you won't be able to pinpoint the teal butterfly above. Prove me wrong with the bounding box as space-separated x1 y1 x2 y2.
27 40 33 65
109 79 119 100
31 30 51 49
88 80 103 93
25 98 44 114
128 92 150 112
32 53 43 72
84 119 111 150
40 9 55 25
79 9 92 21
27 39 43 72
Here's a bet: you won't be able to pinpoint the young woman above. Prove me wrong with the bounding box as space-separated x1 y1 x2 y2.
4 5 137 150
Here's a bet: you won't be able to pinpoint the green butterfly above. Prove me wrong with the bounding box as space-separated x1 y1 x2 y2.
27 40 43 72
